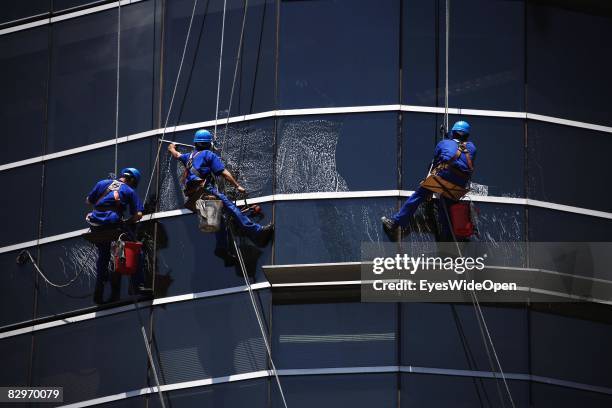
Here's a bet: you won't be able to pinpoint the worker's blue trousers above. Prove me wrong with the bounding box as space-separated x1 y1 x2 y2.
208 186 263 236
391 186 453 238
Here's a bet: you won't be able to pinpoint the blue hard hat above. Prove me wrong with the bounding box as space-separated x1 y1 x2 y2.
120 167 141 187
194 129 213 144
451 120 471 135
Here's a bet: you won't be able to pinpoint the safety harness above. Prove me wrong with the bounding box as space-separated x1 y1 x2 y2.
432 139 473 179
421 140 474 201
94 180 124 211
181 151 212 185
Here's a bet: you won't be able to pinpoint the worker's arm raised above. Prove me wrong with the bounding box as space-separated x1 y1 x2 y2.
220 169 246 194
167 143 182 159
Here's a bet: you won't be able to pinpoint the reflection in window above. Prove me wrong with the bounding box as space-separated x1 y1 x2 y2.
163 0 275 125
275 198 397 264
0 335 31 387
279 0 399 108
273 302 397 369
1 1 48 24
528 207 612 242
0 27 48 165
148 380 268 408
0 251 36 328
276 114 397 193
531 382 612 407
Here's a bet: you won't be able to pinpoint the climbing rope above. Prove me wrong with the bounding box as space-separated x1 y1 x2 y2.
17 250 83 288
144 0 201 202
444 0 450 133
213 0 228 138
114 1 121 177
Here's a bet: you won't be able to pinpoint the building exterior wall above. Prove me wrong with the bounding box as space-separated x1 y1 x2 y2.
1 0 612 407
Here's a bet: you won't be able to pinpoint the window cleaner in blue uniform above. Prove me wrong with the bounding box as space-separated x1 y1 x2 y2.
382 121 476 241
167 129 274 247
85 168 144 304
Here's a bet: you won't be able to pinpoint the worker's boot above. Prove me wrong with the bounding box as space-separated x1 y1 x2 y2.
254 224 274 247
108 272 121 303
381 216 399 242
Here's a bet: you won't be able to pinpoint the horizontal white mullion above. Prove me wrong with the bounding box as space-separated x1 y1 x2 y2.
0 18 50 35
0 282 271 339
527 113 612 134
59 365 612 407
2 191 612 255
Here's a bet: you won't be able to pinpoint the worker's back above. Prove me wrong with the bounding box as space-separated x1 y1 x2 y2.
434 138 477 175
179 149 225 186
86 179 141 225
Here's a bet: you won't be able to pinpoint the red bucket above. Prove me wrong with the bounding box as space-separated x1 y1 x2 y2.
449 202 474 239
113 241 143 275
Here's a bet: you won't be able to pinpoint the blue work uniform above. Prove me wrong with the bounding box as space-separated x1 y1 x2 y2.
179 150 263 236
85 179 144 302
392 138 476 236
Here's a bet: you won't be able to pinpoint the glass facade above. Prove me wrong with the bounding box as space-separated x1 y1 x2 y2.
1 1 612 407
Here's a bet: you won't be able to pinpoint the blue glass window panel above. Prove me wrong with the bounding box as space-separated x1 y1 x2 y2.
148 380 268 408
152 293 269 384
402 303 529 373
47 2 156 152
1 1 48 24
276 113 398 193
0 335 31 386
531 382 612 408
273 303 397 369
274 198 398 264
401 374 529 408
153 207 271 298
42 140 155 237
527 2 612 126
31 311 148 404
531 310 612 388
0 165 43 247
527 121 611 212
402 113 525 197
444 0 525 111
279 0 399 109
0 27 48 165
0 251 36 328
272 374 397 408
163 0 275 125
528 207 612 242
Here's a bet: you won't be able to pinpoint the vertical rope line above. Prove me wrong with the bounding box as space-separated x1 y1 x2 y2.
444 0 449 133
114 1 122 176
213 0 228 138
144 0 200 201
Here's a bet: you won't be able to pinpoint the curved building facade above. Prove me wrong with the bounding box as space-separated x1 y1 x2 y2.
1 0 612 407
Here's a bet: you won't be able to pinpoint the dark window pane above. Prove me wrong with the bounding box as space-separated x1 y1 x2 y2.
276 114 398 193
53 0 106 12
528 207 612 242
153 208 271 298
272 374 397 408
149 380 268 408
152 293 269 384
48 3 156 153
445 0 525 111
97 396 147 408
42 140 154 237
402 303 529 373
31 312 148 404
402 0 437 106
527 3 612 126
163 0 275 125
401 374 529 408
527 121 611 212
0 251 36 327
0 27 48 165
273 303 397 369
402 113 525 197
279 0 399 108
532 382 612 408
275 198 397 264
0 165 43 246
531 310 612 388
0 335 31 386
0 1 48 24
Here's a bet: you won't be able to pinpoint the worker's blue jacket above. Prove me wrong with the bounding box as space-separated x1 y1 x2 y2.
432 138 476 185
86 179 144 225
179 150 225 187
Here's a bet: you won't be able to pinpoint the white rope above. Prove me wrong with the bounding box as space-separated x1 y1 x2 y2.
213 0 228 139
114 1 121 176
444 0 449 133
19 250 83 288
144 0 200 201
229 230 289 408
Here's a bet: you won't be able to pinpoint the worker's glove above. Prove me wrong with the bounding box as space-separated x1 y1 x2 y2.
237 186 246 194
